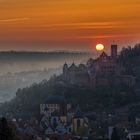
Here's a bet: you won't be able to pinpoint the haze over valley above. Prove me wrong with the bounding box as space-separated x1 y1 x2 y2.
0 51 92 102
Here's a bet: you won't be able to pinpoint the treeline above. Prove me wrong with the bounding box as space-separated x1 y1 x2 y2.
0 51 91 62
0 50 91 54
119 43 140 64
118 43 140 86
0 75 64 115
119 43 140 71
0 75 137 116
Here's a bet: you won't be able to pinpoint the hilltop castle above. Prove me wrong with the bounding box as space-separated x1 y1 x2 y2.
63 44 135 88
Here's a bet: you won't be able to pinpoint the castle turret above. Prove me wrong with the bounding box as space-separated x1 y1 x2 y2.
63 62 68 71
111 44 117 59
63 62 68 80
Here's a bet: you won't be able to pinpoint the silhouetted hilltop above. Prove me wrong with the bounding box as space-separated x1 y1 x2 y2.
1 44 140 116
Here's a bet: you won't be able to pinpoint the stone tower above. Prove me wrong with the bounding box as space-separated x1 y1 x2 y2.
63 62 68 80
111 44 117 59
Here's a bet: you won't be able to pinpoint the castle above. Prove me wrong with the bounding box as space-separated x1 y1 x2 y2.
63 44 135 88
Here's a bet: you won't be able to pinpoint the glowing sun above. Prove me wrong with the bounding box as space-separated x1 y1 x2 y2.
96 44 104 51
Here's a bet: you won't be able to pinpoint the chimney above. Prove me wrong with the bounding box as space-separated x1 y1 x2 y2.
111 44 117 59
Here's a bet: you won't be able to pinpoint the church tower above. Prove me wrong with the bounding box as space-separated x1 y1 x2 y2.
72 105 88 133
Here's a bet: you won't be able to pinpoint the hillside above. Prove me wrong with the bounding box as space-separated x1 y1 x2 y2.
1 44 140 116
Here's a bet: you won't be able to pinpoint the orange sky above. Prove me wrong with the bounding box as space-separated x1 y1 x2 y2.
0 0 140 51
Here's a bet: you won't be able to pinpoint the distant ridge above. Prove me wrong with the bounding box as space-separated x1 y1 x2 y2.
0 50 93 62
0 50 92 54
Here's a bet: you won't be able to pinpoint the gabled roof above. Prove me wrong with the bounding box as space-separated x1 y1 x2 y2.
100 51 108 58
69 63 77 70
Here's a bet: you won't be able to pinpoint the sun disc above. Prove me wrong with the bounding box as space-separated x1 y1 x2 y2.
96 44 104 51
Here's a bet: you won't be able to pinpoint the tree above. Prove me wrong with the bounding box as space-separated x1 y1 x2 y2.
0 117 13 140
111 127 120 140
9 121 21 140
0 117 21 140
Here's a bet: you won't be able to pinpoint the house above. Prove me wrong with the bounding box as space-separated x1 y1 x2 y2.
40 95 72 115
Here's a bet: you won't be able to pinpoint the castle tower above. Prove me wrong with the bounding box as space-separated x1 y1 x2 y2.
111 44 117 59
63 62 68 80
